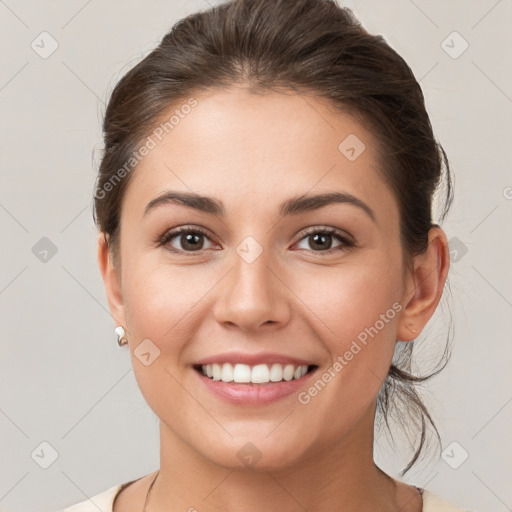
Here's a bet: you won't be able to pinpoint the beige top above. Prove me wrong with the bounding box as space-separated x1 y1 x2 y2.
59 479 475 512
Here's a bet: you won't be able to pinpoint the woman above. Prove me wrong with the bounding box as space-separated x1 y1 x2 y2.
61 0 474 510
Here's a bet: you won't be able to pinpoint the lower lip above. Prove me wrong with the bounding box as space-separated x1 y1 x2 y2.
194 367 317 404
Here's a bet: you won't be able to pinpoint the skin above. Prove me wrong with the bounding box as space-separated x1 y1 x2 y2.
98 85 449 512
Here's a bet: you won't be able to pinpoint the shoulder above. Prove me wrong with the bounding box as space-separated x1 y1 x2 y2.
56 482 127 512
421 488 477 512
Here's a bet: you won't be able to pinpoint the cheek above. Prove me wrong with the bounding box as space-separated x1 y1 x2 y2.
121 258 206 339
120 263 204 419
296 254 402 337
290 267 402 436
293 258 402 387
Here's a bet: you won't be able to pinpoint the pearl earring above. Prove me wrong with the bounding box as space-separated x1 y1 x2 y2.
115 326 128 346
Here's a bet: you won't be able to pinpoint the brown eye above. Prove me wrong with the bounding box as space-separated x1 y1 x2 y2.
160 227 214 253
295 228 355 254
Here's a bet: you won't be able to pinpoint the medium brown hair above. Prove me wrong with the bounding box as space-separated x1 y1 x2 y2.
93 0 453 475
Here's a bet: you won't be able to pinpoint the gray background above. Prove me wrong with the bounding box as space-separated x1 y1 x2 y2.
0 0 511 511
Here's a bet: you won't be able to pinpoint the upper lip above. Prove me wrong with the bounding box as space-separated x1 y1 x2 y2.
194 351 316 367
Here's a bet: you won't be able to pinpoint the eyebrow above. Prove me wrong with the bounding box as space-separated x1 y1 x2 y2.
144 190 375 222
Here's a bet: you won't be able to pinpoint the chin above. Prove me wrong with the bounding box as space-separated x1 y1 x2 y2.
194 433 312 473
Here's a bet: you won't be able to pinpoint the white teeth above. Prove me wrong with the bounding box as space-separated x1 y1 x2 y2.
212 363 222 381
233 364 251 383
221 363 234 382
200 363 310 384
269 363 283 382
283 364 295 381
251 364 270 383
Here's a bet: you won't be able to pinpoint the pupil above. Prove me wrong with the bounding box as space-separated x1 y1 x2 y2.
184 233 201 250
312 233 330 250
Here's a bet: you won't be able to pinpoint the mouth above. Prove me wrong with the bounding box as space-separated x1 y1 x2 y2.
191 353 320 404
193 362 318 384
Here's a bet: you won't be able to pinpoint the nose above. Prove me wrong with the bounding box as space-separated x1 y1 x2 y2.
212 247 292 332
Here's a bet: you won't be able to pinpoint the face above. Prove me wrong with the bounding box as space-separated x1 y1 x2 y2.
101 86 421 471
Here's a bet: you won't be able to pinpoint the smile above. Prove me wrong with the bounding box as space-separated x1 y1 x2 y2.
196 362 315 384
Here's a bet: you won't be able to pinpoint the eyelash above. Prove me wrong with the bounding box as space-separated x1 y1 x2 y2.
158 225 356 256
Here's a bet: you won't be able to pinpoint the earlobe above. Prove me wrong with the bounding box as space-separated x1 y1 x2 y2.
97 232 126 328
397 227 450 341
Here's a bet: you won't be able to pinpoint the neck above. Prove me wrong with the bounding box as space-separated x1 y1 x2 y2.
149 404 404 512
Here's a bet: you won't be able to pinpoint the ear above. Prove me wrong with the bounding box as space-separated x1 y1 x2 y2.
97 232 126 328
397 226 450 341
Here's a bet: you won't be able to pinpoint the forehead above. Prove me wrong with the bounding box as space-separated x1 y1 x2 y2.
122 86 397 222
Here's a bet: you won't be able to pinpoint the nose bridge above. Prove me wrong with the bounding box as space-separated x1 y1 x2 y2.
232 231 279 305
213 229 291 329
